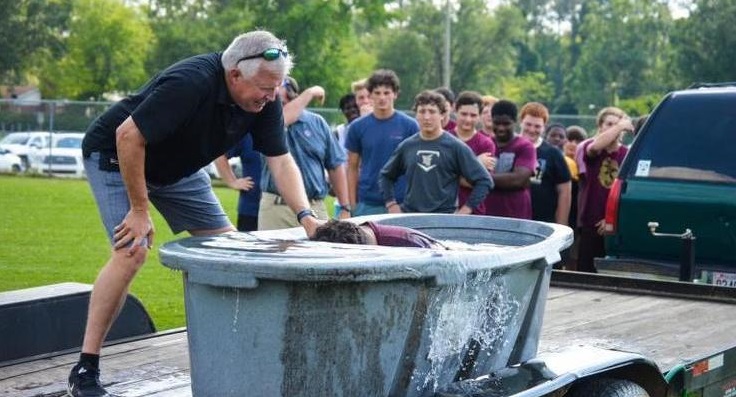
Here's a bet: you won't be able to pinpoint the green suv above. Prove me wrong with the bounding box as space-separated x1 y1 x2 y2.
599 83 736 286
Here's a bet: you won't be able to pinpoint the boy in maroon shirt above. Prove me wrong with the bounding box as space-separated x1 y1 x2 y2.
484 100 537 219
312 219 446 249
449 91 496 214
576 106 633 272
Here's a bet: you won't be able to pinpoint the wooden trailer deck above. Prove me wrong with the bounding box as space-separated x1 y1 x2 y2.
2 272 735 397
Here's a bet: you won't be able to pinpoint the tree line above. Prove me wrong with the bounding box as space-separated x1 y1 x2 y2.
2 0 734 115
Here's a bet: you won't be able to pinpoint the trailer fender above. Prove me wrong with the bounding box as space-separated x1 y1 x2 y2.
436 346 668 397
530 346 669 397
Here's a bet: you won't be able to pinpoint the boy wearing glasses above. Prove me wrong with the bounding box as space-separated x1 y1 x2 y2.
68 31 320 397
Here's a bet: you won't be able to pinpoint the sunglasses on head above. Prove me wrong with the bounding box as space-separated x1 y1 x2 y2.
236 48 288 64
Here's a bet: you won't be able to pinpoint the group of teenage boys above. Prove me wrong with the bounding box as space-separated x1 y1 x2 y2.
325 69 633 276
216 65 634 277
218 66 634 274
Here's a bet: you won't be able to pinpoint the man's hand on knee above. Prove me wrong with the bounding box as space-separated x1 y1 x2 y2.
113 209 154 256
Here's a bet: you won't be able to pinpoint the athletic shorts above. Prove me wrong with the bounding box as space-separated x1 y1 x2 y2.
84 152 232 244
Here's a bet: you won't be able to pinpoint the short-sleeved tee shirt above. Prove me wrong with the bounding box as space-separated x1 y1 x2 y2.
530 141 572 223
577 140 628 228
261 110 346 200
227 135 262 217
345 112 418 205
363 221 445 249
443 119 457 132
574 137 594 177
485 135 537 219
379 132 492 214
450 130 496 215
82 52 288 185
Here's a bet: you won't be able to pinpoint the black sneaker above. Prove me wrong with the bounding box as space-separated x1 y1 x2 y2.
67 363 115 397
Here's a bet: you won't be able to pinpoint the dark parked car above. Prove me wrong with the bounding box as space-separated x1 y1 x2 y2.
600 83 736 287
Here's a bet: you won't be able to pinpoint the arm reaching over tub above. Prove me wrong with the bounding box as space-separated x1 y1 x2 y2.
311 220 447 249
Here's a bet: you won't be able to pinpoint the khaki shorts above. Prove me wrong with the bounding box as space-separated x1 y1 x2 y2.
258 192 327 230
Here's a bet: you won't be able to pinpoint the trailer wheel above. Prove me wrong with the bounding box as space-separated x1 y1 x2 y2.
567 378 649 397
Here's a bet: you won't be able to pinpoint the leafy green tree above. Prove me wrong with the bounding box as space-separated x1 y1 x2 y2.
372 1 525 108
499 71 554 106
370 28 435 109
245 0 385 106
144 1 256 74
0 1 27 82
237 0 394 105
451 2 525 95
672 0 736 86
144 0 388 106
618 93 665 117
508 0 591 112
0 0 72 85
568 0 673 112
39 0 154 100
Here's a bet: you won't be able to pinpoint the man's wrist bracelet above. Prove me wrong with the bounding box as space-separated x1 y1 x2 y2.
340 204 353 214
296 208 316 223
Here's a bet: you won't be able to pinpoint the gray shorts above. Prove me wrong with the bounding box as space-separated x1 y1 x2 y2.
84 152 232 244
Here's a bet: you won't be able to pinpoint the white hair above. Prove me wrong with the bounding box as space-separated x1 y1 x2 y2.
221 30 294 78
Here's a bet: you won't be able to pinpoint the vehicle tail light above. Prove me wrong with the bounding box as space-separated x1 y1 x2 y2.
604 178 623 234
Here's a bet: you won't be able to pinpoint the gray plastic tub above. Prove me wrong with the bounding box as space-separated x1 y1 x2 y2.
160 214 572 396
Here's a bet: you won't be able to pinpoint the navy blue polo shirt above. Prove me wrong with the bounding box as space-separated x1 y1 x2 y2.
82 52 288 185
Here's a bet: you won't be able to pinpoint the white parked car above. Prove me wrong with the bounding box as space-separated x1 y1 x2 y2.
0 148 23 173
0 131 54 169
27 132 86 177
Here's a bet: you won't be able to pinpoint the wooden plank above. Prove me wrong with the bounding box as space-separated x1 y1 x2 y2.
0 331 190 397
539 286 736 371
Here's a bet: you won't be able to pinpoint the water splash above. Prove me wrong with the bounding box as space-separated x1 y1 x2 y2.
417 271 520 391
439 239 515 252
231 288 240 333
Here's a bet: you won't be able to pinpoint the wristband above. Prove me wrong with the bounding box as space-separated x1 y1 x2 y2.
340 204 353 214
296 208 316 224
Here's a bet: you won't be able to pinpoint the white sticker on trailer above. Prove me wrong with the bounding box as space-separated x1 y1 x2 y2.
635 160 651 177
709 353 724 370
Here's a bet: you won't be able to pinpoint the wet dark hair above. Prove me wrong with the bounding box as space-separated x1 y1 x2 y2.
491 100 518 121
367 69 400 93
311 220 368 244
413 90 447 114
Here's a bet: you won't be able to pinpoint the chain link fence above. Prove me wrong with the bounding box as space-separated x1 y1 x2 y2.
1 99 598 138
0 99 600 180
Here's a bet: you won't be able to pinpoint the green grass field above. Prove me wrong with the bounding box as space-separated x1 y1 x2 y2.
0 175 240 330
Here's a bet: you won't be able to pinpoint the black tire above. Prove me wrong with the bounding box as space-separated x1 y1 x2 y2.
11 164 21 173
567 378 649 397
